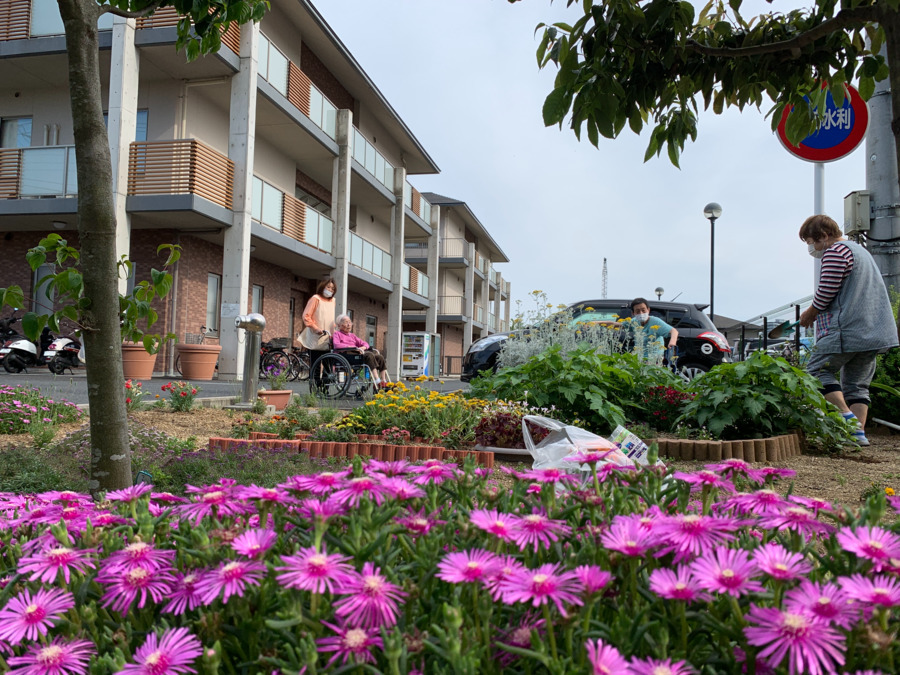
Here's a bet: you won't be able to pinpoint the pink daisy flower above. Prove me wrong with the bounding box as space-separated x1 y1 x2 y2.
691 548 764 597
470 508 520 542
106 484 154 503
151 492 189 504
836 526 900 567
563 448 616 465
518 467 579 485
436 549 501 584
235 485 296 506
276 546 355 594
784 580 857 629
627 657 695 674
600 514 658 557
495 613 545 667
584 638 629 674
395 507 445 537
704 459 752 477
888 495 900 512
317 621 383 668
231 529 277 559
296 497 347 522
366 459 411 476
333 563 406 628
103 541 176 573
756 506 835 536
753 542 812 581
98 565 176 613
197 560 266 605
723 490 790 515
509 509 572 552
484 555 528 602
17 545 95 584
648 566 710 602
177 484 251 525
747 466 797 483
7 638 94 675
654 513 739 561
574 565 611 595
380 478 426 501
787 495 833 514
162 570 207 615
673 470 735 492
840 573 900 608
283 470 351 495
115 627 202 675
0 587 74 645
498 563 584 615
744 605 845 675
330 476 389 507
408 462 460 485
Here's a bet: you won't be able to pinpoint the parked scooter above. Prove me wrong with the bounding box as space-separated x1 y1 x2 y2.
0 312 23 367
2 326 53 373
46 334 83 374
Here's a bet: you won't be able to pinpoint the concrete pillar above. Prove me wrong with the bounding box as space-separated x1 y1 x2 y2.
386 167 407 380
493 271 503 333
480 260 489 336
219 21 259 378
107 15 139 295
331 109 353 315
504 285 511 332
425 205 440 334
464 242 475 352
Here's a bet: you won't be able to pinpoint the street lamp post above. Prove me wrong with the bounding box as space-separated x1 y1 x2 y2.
655 287 664 301
703 203 723 322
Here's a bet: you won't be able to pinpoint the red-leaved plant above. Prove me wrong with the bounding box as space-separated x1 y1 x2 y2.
641 385 694 432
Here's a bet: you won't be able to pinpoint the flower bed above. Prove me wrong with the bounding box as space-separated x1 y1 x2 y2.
2 452 900 673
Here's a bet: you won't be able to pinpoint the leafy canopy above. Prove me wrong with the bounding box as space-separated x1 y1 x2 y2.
514 0 891 166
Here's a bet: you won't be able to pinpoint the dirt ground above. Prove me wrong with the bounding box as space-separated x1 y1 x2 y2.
3 407 900 508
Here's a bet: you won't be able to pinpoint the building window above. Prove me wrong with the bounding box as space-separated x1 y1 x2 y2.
0 117 32 148
366 315 377 349
206 274 221 335
251 285 263 314
103 110 149 142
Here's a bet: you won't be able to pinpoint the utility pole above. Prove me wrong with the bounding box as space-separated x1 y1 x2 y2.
601 258 608 299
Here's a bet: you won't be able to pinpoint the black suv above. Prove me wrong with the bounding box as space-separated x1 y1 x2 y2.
461 299 732 382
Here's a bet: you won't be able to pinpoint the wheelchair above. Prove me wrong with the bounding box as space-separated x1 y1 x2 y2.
308 348 376 400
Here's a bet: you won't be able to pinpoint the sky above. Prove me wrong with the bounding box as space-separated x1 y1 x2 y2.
316 0 868 323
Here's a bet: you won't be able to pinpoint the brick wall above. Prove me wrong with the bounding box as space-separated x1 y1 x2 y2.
301 43 354 113
295 168 331 207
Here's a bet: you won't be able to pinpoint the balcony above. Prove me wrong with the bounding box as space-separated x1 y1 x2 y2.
349 232 391 280
489 312 497 331
352 128 394 191
129 140 233 210
135 6 240 54
254 176 333 254
0 146 77 199
474 304 484 325
404 182 432 225
440 295 465 316
402 263 429 298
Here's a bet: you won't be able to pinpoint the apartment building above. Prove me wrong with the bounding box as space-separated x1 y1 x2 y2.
0 0 510 377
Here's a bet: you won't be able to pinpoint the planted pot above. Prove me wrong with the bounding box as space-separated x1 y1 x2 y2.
258 389 292 410
121 342 157 379
174 343 221 380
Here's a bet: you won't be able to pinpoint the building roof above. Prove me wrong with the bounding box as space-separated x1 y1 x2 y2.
422 192 509 263
294 0 440 176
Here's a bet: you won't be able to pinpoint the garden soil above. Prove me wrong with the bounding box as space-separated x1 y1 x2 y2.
3 408 900 508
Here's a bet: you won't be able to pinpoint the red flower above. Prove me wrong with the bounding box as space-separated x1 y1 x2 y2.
126 398 132 404
180 391 187 397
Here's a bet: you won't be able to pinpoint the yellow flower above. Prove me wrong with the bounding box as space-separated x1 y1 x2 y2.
886 487 896 496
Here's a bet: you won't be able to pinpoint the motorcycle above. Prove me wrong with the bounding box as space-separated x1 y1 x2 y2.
0 312 24 367
2 326 53 373
46 335 83 374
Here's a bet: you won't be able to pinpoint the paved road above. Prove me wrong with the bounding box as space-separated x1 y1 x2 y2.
2 368 468 409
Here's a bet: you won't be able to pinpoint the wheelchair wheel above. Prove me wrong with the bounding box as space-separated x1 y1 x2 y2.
309 353 352 399
288 352 309 382
351 366 376 401
261 351 290 381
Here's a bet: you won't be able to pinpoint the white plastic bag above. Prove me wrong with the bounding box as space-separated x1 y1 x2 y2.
522 415 632 471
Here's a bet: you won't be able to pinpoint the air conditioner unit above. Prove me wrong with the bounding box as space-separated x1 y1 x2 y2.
844 190 871 234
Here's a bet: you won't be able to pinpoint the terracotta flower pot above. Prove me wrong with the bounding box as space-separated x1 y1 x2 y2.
174 343 221 380
257 390 292 411
121 342 157 380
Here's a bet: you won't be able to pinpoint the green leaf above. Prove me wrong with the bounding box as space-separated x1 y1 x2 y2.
857 76 875 101
542 86 571 127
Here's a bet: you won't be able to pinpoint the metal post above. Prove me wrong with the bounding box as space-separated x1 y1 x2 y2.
710 216 716 322
794 304 801 357
740 324 746 361
235 313 265 406
762 317 768 352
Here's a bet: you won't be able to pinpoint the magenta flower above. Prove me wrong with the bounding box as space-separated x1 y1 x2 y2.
333 562 407 628
408 462 460 485
177 484 251 525
495 613 545 667
380 477 427 501
723 490 790 515
366 459 411 476
7 637 94 675
98 565 176 613
162 570 207 615
276 546 355 594
197 560 266 605
151 492 189 504
18 545 96 584
231 529 277 559
673 470 735 492
330 476 389 507
103 541 176 573
691 548 764 597
283 470 351 495
0 588 74 645
787 495 833 514
747 466 797 483
744 605 845 675
756 506 835 537
648 566 710 602
753 542 812 581
585 638 629 674
395 507 444 536
484 555 528 602
836 526 900 567
115 627 203 675
498 563 584 615
436 549 501 584
470 508 520 542
704 458 752 477
518 467 579 485
564 448 616 465
317 621 383 668
654 513 739 561
840 573 900 608
784 580 857 629
509 509 572 552
627 657 695 674
574 565 611 595
600 514 658 557
296 497 347 522
106 483 154 503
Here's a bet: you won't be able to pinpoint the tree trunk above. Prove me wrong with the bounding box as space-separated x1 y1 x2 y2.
58 0 133 492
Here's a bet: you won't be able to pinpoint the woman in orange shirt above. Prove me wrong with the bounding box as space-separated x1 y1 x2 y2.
300 278 336 384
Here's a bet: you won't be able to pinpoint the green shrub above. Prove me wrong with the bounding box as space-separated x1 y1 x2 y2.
678 351 854 448
871 348 900 424
0 445 85 493
0 384 82 434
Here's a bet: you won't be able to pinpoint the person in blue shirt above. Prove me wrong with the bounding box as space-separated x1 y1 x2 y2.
628 297 679 363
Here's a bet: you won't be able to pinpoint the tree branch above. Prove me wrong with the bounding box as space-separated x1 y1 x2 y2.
100 1 166 19
686 5 882 58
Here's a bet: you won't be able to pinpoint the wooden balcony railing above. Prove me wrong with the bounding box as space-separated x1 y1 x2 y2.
127 140 234 210
136 6 239 54
282 193 307 244
287 63 312 117
0 149 21 199
0 0 30 40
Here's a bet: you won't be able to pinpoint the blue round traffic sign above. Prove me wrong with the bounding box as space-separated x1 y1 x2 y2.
776 84 869 163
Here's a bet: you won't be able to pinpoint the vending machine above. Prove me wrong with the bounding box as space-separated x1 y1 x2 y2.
401 332 432 378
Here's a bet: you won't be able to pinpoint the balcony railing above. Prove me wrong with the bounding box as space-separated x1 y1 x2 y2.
404 182 432 224
473 251 489 274
0 146 77 199
440 295 465 315
135 6 240 53
350 232 391 280
128 140 233 209
489 267 498 284
474 304 484 324
253 176 333 254
489 312 497 330
440 238 468 259
404 242 427 259
352 128 394 190
402 264 429 298
503 280 510 296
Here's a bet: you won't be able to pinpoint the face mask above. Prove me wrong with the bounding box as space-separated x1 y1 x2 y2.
322 289 334 298
807 243 824 259
633 312 649 323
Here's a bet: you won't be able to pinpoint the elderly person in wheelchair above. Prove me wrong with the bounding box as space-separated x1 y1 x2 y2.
332 314 391 389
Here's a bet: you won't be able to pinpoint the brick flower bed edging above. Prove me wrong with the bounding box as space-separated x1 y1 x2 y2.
656 433 802 462
209 437 494 468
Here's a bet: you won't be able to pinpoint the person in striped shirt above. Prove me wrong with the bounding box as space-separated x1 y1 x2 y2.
799 215 899 446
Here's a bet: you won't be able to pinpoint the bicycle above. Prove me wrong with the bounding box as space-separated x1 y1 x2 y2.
174 326 218 377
